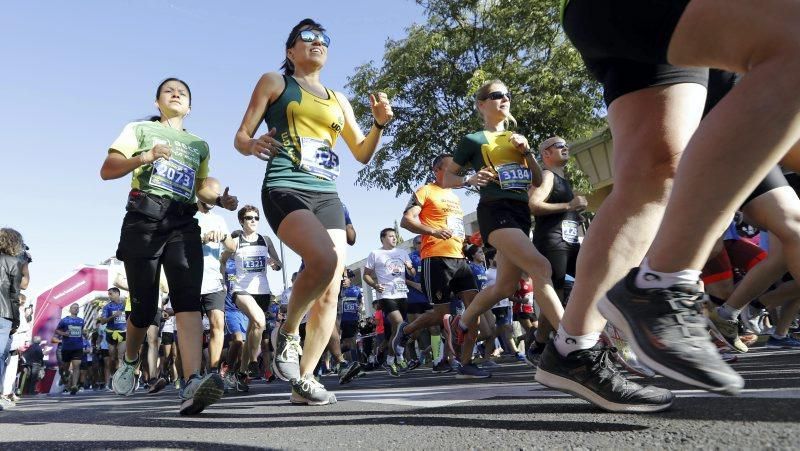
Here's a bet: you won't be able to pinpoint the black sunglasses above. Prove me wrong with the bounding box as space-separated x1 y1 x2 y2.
549 143 568 150
296 30 331 47
482 91 512 101
243 215 259 221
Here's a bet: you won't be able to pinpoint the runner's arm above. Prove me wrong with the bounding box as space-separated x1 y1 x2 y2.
335 91 392 165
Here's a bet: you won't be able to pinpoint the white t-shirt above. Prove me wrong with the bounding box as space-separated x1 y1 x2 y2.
195 211 229 295
365 248 411 300
162 300 175 334
486 267 510 308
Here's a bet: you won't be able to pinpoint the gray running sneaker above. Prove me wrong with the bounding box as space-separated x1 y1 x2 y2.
598 268 744 395
179 373 225 415
290 375 337 406
707 308 748 353
112 357 138 397
273 330 302 382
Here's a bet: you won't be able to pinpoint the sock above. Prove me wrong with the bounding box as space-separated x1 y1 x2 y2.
717 303 742 321
123 354 140 366
431 334 442 363
387 355 395 365
554 324 601 357
771 332 787 340
635 258 701 289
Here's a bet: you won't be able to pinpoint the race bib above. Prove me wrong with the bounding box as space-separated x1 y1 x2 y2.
299 137 340 181
114 313 126 325
496 163 531 191
149 158 196 199
562 220 579 244
394 280 409 293
447 216 465 239
242 256 266 273
343 300 358 313
68 325 82 338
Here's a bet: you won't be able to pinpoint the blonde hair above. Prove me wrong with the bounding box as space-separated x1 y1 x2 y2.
475 79 517 129
0 228 24 257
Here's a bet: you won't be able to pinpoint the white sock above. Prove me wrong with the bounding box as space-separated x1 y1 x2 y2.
772 332 787 340
554 324 601 357
717 303 742 321
387 355 395 365
635 258 701 289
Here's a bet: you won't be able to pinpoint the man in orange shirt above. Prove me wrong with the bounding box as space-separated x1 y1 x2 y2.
398 154 487 378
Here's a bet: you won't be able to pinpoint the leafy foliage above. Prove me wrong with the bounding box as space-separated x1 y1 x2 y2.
347 0 605 196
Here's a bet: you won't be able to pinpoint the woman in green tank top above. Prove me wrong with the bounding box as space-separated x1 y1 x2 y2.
233 18 393 405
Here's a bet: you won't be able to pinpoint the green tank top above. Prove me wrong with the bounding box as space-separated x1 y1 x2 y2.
262 75 346 193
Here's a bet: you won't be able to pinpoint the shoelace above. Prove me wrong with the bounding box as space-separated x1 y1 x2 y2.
587 347 632 391
297 377 322 395
280 335 303 361
662 291 709 341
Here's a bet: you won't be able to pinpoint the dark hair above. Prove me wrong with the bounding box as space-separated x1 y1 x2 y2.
237 205 260 222
107 287 120 295
431 154 453 171
379 228 395 239
146 77 192 122
464 244 481 261
281 18 326 76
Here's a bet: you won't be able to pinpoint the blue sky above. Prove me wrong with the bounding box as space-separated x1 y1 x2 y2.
1 1 479 297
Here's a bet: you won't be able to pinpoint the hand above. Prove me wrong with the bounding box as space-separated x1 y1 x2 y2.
249 127 284 161
141 143 172 164
370 92 394 128
204 230 227 244
374 284 385 293
468 167 497 187
431 228 453 240
569 196 588 212
219 187 239 211
510 133 530 154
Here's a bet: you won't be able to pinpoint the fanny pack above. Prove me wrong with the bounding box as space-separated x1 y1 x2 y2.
126 190 197 221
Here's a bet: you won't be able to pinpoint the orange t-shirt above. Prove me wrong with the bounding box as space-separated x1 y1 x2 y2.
407 183 465 259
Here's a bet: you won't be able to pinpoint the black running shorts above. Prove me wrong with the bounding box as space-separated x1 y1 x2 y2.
161 332 175 345
61 348 83 362
477 199 532 246
261 188 346 233
378 297 407 316
340 320 359 339
406 302 433 315
563 0 707 106
422 257 478 305
200 290 226 314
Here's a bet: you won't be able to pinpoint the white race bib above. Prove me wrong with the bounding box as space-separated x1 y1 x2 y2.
68 325 82 338
299 137 340 181
149 158 196 199
394 280 409 294
496 163 531 191
447 216 465 239
562 220 579 244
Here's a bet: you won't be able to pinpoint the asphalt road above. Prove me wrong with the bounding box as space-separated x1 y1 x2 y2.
2 345 799 450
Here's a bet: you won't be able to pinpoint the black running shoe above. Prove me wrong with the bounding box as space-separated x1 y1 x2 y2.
535 342 674 413
525 340 547 368
247 361 261 379
234 372 250 392
147 377 168 394
598 268 744 395
338 361 362 385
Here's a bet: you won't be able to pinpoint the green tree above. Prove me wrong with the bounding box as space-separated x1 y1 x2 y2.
347 0 604 195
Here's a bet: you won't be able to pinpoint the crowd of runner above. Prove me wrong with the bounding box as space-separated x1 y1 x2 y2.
3 1 800 417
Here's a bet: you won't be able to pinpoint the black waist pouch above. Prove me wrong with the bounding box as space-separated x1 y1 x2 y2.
126 190 171 221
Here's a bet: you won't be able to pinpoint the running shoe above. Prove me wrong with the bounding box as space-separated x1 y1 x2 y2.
766 335 800 349
69 385 79 395
223 373 236 394
456 363 491 379
383 362 399 377
515 353 526 362
391 321 408 357
0 396 15 409
247 361 261 379
179 373 225 416
290 375 337 406
740 333 758 347
707 308 748 353
525 340 547 368
404 359 421 372
396 359 408 371
535 342 674 413
111 356 139 396
235 372 250 392
432 359 453 373
600 324 657 378
442 314 457 357
338 361 362 385
147 377 167 395
273 330 302 382
598 268 744 395
481 360 500 369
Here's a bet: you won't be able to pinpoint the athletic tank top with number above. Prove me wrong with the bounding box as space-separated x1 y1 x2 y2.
262 75 346 193
533 171 580 249
452 130 531 203
232 234 271 295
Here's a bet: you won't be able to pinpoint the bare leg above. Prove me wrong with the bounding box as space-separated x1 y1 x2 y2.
234 295 266 372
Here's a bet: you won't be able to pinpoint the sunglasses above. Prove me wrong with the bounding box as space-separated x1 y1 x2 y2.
243 215 259 221
482 91 512 101
297 30 331 47
550 143 568 150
